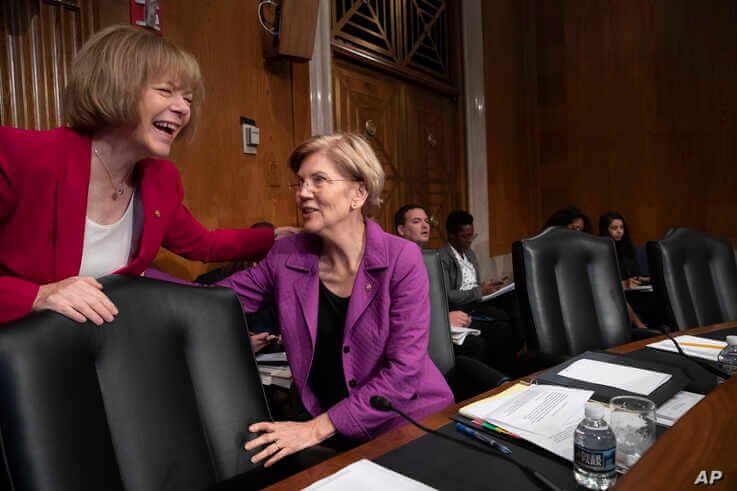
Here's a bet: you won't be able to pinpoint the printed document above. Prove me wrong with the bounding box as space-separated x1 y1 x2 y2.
647 335 727 362
450 326 481 345
461 384 594 461
557 359 671 395
305 459 435 491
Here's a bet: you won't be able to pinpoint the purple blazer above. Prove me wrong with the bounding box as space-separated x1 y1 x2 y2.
220 219 454 441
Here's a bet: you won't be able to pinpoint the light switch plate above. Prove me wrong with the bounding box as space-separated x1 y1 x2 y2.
241 117 258 154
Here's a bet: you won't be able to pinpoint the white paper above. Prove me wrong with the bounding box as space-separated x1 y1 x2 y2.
304 459 436 491
656 391 705 427
462 384 594 461
450 326 481 346
255 352 287 363
557 359 671 395
258 365 291 378
625 285 653 292
647 335 727 362
480 281 516 302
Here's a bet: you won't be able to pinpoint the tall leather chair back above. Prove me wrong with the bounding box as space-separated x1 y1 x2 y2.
647 228 737 330
422 249 455 375
513 227 631 358
0 276 269 491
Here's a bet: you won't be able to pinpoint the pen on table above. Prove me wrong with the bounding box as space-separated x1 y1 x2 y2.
455 422 512 455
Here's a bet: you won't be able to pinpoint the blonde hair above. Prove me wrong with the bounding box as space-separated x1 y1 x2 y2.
64 25 204 139
288 133 385 216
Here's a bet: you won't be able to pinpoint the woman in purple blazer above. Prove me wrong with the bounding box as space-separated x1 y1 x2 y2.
221 134 453 467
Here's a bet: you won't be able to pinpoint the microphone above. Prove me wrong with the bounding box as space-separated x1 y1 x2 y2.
651 327 730 379
370 396 561 491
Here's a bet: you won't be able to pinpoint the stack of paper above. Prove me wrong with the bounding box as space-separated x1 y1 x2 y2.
556 359 672 396
256 352 292 388
305 459 435 490
450 326 481 346
460 383 594 461
647 335 727 362
656 391 705 427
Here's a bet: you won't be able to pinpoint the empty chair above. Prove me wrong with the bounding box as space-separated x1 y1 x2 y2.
423 250 509 401
513 227 635 362
648 228 737 330
0 276 271 491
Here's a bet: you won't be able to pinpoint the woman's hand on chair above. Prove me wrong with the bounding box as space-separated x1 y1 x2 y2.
245 413 336 467
32 276 118 325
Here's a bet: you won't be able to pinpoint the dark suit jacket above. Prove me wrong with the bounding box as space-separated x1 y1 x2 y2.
438 244 483 309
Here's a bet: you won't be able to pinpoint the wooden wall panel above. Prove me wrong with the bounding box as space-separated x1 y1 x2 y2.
0 0 92 129
483 0 737 254
151 0 309 279
332 58 465 247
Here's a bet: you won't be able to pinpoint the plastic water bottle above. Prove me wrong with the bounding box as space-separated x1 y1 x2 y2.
717 335 737 376
573 402 617 490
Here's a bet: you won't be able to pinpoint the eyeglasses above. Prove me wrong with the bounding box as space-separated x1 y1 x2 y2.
288 175 360 192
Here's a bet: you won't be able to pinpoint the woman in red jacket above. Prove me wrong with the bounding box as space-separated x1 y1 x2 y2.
0 25 294 325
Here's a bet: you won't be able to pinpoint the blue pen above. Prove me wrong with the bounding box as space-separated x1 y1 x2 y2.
455 422 513 455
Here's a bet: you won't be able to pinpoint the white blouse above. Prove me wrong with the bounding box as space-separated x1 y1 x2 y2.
79 192 136 278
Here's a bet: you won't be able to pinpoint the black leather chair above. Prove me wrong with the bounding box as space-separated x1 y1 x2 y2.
423 250 509 400
648 228 737 330
0 276 273 491
513 227 636 362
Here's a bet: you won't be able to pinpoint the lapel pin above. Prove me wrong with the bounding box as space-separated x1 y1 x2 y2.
154 210 161 218
366 283 372 291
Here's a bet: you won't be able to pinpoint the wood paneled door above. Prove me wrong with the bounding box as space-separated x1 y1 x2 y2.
333 58 464 246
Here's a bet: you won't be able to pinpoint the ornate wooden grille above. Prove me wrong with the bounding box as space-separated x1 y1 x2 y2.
332 0 450 86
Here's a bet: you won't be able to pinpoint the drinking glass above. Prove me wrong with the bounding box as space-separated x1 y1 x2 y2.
609 396 656 472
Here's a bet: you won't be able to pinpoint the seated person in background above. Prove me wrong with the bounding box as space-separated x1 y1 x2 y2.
220 134 453 467
195 221 280 342
438 210 520 373
543 205 593 233
0 25 295 326
194 221 275 285
599 211 649 329
394 204 487 361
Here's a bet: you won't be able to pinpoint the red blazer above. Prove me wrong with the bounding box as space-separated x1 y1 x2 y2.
0 126 275 323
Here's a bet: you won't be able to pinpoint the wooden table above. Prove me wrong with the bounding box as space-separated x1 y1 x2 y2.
266 322 737 490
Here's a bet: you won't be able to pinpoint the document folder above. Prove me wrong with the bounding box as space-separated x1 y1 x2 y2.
533 350 689 405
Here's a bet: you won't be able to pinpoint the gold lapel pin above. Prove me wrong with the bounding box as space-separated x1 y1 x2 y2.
154 210 161 218
365 283 372 291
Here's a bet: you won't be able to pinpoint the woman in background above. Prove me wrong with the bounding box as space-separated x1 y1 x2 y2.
0 25 294 325
599 211 649 329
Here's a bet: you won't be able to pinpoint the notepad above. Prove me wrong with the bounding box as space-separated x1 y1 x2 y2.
656 391 705 427
480 281 515 302
304 459 436 490
557 359 671 395
647 335 727 362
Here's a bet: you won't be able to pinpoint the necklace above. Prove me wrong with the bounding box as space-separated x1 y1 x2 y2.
93 146 131 201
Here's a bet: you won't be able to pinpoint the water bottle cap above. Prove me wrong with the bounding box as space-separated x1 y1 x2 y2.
584 402 605 420
726 336 737 346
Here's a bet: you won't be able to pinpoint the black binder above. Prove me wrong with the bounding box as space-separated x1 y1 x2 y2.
533 350 689 405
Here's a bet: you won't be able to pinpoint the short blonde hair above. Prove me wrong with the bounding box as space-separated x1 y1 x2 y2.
64 25 204 139
288 133 385 216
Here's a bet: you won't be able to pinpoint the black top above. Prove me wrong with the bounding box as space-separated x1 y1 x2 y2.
308 281 350 411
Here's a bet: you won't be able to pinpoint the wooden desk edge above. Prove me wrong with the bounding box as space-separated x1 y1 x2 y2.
265 322 737 490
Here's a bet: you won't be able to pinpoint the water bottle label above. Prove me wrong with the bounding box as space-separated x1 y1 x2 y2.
574 444 616 472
